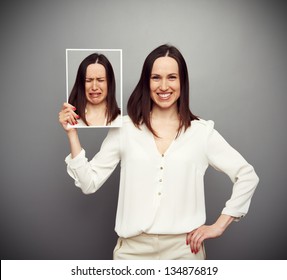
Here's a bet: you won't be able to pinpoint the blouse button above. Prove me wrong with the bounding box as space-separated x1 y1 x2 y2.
160 167 163 170
159 179 162 182
161 154 164 157
158 192 161 196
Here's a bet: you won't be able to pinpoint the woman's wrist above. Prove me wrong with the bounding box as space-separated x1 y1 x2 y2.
65 129 82 158
214 214 235 233
66 128 78 139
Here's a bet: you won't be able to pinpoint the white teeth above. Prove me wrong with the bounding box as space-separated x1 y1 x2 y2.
158 93 171 99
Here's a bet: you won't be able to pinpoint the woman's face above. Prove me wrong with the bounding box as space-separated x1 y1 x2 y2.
150 56 180 111
85 63 108 105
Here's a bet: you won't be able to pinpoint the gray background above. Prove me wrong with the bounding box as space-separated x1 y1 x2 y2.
66 49 122 110
0 0 286 260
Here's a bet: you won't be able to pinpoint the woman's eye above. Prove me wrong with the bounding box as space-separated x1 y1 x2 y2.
169 76 177 80
85 79 92 83
151 76 160 81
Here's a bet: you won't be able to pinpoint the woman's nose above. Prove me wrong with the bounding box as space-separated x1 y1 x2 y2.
160 79 168 91
92 80 97 90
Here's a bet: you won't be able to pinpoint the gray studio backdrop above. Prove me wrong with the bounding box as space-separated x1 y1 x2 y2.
0 0 286 260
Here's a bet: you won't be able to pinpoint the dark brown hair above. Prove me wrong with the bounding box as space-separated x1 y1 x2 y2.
68 53 120 125
127 44 198 136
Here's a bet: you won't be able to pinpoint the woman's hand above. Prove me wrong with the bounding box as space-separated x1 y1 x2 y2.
186 224 223 254
59 102 79 132
186 214 235 254
59 102 82 158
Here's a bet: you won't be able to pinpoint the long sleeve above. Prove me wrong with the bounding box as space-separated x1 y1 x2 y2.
65 128 121 194
206 122 259 219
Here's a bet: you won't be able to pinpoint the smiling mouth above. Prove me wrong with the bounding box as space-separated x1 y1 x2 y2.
157 92 172 100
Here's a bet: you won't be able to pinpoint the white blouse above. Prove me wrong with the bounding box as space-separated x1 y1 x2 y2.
65 116 259 238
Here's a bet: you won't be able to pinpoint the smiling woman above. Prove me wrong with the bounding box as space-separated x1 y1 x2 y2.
150 57 181 111
60 44 259 260
128 44 198 137
66 51 121 127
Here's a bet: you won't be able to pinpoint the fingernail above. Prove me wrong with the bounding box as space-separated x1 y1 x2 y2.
73 107 76 110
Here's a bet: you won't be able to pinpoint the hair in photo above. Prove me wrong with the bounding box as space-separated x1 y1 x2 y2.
127 44 198 136
68 53 120 125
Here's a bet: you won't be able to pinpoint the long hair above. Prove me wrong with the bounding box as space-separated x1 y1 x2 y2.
68 53 120 125
127 44 198 136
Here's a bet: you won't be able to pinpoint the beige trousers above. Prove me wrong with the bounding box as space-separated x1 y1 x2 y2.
113 233 206 260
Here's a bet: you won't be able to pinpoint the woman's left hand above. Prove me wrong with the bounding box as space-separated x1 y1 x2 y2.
186 224 223 254
186 215 235 254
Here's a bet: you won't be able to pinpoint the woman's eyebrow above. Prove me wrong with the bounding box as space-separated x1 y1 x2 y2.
85 76 105 79
151 73 178 76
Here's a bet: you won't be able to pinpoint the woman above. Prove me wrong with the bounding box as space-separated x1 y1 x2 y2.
68 52 121 127
59 44 259 260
